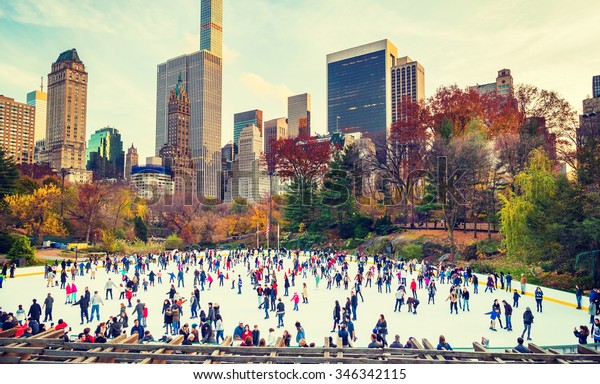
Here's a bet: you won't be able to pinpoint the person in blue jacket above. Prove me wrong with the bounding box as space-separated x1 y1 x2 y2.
436 335 452 350
485 308 501 331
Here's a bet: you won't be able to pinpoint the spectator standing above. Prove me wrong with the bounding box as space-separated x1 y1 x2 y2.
28 299 42 323
502 300 513 331
42 293 54 322
520 274 527 294
575 285 584 310
521 307 534 341
534 287 544 312
375 314 388 347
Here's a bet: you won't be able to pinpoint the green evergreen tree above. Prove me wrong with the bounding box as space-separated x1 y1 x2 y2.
7 235 35 265
283 177 317 232
134 216 148 243
315 148 358 235
0 149 19 200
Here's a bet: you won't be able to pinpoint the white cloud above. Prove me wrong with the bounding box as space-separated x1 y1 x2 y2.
240 72 292 107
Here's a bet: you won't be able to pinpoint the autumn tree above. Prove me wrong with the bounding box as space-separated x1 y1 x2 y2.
429 128 489 257
513 84 578 170
67 182 112 244
106 183 137 230
364 98 430 220
17 163 57 181
270 136 331 231
4 184 66 245
149 193 203 238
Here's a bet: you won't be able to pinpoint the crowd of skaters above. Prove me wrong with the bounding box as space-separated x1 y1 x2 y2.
1 248 600 351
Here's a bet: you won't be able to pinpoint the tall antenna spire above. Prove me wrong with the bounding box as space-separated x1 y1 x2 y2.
40 76 44 92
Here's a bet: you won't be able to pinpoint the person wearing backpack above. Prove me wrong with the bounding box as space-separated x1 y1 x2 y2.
521 307 534 341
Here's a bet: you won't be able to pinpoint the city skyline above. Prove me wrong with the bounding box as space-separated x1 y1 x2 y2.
0 0 598 161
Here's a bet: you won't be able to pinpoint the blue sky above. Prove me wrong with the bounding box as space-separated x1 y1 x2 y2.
0 0 598 160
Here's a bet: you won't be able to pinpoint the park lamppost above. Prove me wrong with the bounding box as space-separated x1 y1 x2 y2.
336 115 341 133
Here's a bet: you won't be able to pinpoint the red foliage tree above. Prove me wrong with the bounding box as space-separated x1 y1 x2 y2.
269 136 332 183
429 85 521 139
389 96 431 171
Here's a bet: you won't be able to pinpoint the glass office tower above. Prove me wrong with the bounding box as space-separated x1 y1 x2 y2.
327 40 398 142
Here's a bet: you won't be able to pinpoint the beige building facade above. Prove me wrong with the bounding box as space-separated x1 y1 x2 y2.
46 48 91 182
0 95 35 164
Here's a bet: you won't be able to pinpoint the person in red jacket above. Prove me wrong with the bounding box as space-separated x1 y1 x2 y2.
241 324 252 341
410 279 418 299
55 319 69 331
142 306 148 327
125 289 133 307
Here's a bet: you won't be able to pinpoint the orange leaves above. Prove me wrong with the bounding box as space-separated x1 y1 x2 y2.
4 184 66 243
429 85 522 139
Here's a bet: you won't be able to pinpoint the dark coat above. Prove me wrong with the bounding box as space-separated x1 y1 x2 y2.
523 309 534 324
28 303 42 320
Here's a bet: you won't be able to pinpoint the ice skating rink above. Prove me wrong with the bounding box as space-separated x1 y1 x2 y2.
0 254 590 350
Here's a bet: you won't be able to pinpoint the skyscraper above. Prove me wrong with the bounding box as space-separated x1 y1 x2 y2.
234 124 268 203
221 141 234 202
264 117 288 195
584 75 600 114
200 0 223 58
264 117 288 156
327 39 398 143
391 56 425 124
86 126 125 180
156 0 222 200
287 93 311 138
46 48 91 182
233 109 263 153
0 95 35 164
159 76 195 194
593 75 600 99
125 144 138 181
27 88 48 165
26 87 47 142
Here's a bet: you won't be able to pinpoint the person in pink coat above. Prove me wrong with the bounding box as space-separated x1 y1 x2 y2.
291 292 300 311
71 283 78 303
65 283 72 304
